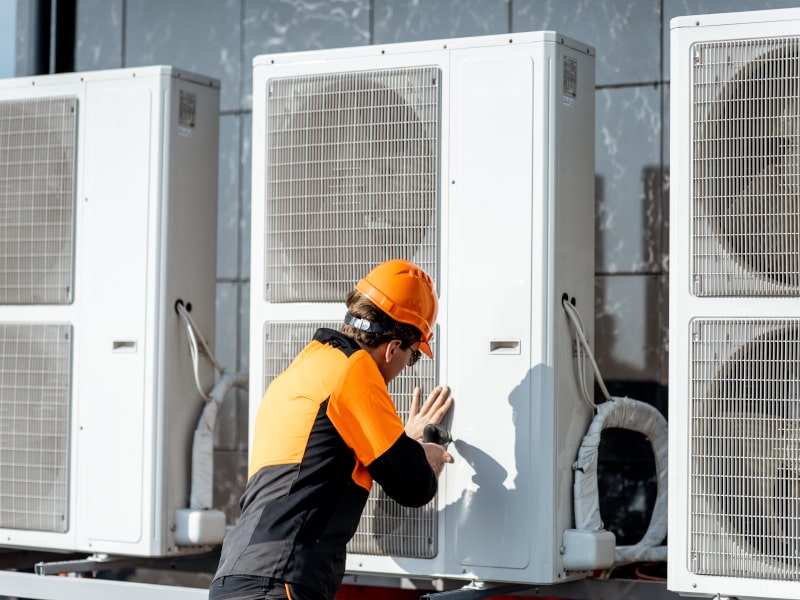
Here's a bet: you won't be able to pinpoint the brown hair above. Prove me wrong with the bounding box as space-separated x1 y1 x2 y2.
341 290 422 350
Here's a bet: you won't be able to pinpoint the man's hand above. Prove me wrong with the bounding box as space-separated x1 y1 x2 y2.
405 385 453 441
421 442 454 476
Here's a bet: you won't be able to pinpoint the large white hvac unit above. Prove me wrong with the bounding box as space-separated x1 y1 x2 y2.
250 31 597 585
670 8 800 600
0 66 219 557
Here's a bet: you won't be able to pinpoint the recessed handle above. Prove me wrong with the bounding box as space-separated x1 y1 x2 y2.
112 340 137 352
489 340 520 355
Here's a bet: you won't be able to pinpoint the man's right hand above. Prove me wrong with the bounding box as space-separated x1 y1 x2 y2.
421 442 453 476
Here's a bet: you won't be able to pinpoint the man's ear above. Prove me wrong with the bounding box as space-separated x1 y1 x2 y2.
383 339 401 363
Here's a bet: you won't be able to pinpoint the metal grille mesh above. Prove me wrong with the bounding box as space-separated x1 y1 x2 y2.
264 67 440 302
0 97 77 304
692 38 800 296
0 323 71 532
690 319 800 579
263 320 438 558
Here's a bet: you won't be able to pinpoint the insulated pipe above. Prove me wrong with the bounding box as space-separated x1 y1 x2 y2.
572 396 669 566
190 371 249 510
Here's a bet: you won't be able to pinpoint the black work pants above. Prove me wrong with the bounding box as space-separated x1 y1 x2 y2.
209 575 327 600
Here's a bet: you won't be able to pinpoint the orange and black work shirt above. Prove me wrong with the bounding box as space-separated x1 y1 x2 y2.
213 329 437 599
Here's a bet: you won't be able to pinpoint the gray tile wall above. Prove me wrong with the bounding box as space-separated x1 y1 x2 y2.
62 0 800 531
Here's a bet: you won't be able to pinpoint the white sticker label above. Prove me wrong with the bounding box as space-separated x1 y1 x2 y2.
563 56 578 98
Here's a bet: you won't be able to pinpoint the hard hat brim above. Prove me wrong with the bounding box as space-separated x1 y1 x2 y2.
419 339 433 359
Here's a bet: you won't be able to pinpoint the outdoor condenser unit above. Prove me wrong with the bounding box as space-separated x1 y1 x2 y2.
0 66 219 557
250 31 596 585
670 8 800 600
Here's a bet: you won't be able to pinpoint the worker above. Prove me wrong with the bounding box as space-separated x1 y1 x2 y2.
209 259 454 600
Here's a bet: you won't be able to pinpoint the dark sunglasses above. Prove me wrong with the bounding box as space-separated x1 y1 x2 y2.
407 348 422 367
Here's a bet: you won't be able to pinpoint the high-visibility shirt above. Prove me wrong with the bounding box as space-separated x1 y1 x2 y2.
212 328 437 598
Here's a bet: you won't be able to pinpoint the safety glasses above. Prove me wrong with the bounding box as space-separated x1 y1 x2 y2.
407 348 422 367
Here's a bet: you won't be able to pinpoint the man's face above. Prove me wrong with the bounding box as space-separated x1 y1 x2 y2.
381 340 421 384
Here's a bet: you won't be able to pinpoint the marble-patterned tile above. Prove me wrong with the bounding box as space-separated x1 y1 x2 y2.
240 113 252 279
663 0 800 81
238 281 251 377
14 1 43 76
662 84 670 273
213 449 248 523
217 114 241 280
242 0 370 109
123 0 242 111
373 0 508 44
595 85 663 274
513 0 660 86
0 0 14 77
75 0 123 71
594 274 668 385
214 281 240 450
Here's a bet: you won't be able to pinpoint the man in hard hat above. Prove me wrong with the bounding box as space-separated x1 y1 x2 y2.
209 259 454 600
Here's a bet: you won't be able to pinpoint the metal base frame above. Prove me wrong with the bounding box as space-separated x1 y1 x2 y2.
0 552 683 600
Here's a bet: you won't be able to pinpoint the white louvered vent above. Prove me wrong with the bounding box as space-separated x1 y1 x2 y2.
263 320 438 558
0 323 71 533
692 37 800 296
0 97 77 305
264 67 439 303
690 318 800 580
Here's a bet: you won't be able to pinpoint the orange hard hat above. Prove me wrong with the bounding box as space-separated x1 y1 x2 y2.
355 259 438 358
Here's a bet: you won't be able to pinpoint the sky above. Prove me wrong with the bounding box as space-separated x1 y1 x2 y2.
0 0 15 78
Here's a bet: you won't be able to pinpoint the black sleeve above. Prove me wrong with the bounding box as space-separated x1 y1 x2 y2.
366 434 437 507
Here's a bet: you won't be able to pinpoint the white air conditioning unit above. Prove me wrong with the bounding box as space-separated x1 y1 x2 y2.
0 66 219 557
250 31 597 585
670 9 800 600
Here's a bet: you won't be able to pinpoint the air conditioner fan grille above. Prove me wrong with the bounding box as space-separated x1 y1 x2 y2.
0 97 77 305
692 38 800 296
262 320 438 558
690 319 800 579
0 322 71 533
264 67 439 302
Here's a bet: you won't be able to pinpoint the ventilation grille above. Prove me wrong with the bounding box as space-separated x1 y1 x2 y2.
264 67 440 302
0 323 71 533
692 38 800 296
0 97 78 305
690 318 800 579
263 320 438 558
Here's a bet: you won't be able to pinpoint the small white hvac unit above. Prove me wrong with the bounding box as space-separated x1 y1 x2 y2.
670 8 800 600
0 66 219 557
250 32 597 585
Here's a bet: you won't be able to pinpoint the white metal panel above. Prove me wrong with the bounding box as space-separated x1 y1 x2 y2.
76 83 152 546
448 52 535 570
670 8 800 600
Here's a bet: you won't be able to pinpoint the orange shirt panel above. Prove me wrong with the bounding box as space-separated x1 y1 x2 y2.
326 351 405 467
248 340 349 477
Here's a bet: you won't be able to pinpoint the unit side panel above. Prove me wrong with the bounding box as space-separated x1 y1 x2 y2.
551 42 597 574
446 49 535 576
160 76 220 553
76 83 151 549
